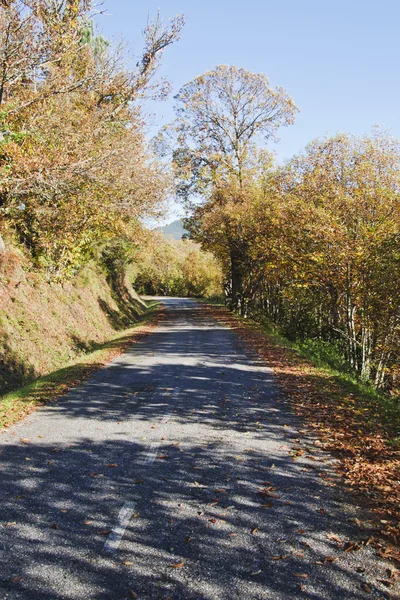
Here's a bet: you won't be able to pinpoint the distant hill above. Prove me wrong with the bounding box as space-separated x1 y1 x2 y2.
160 219 188 240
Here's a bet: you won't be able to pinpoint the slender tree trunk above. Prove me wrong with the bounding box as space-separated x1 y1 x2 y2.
360 324 371 382
375 352 388 389
230 248 242 312
346 264 358 371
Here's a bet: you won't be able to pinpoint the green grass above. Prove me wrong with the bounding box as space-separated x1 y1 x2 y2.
0 301 160 429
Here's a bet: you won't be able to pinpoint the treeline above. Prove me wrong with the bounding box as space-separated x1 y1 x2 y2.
0 0 183 279
132 232 222 298
166 66 400 392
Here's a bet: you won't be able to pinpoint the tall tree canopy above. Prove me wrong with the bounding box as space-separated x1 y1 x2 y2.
166 64 298 310
0 1 184 277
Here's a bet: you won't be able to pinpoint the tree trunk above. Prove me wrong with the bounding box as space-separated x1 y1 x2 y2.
360 324 371 382
346 264 358 371
230 249 242 312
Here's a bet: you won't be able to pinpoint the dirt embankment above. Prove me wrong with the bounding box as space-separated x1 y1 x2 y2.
0 248 147 396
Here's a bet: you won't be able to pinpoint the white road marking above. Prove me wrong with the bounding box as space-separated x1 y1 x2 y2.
139 388 178 464
141 410 171 464
104 501 137 553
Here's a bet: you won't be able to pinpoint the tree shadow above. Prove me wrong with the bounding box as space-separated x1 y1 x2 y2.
0 332 36 395
0 300 395 599
98 273 147 331
0 277 150 397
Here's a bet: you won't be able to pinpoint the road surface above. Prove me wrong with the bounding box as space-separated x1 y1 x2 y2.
0 299 397 599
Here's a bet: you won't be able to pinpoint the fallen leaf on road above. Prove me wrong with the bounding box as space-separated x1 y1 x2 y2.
6 522 17 527
129 590 138 599
228 533 237 537
83 521 93 525
272 555 287 560
170 561 185 568
122 561 133 566
326 533 342 543
294 573 309 579
20 438 30 443
97 530 112 535
132 480 144 485
251 528 258 535
11 576 24 583
157 455 169 459
343 541 360 552
50 523 59 530
362 583 371 593
107 464 119 468
378 579 393 587
209 518 217 523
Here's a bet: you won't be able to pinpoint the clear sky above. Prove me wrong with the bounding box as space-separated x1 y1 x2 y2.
97 0 400 164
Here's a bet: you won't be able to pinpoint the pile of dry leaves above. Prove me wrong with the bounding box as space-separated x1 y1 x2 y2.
200 303 400 563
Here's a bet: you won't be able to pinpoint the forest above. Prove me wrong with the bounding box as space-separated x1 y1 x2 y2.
165 67 400 397
0 0 399 400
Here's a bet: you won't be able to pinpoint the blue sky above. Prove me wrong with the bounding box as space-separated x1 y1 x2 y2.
98 0 400 162
97 1 399 221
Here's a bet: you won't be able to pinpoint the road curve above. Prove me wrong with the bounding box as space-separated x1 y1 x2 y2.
0 298 396 599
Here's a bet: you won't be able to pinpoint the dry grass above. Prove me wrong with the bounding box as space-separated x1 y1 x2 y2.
0 302 164 429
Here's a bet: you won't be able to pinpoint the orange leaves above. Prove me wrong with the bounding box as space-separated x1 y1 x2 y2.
326 533 342 544
251 527 258 535
258 485 279 500
201 302 400 553
170 561 185 569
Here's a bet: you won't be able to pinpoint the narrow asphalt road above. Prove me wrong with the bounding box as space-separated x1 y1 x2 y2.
0 299 397 600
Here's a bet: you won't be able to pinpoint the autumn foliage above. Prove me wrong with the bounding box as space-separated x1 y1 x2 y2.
132 231 223 299
169 66 400 393
0 1 183 277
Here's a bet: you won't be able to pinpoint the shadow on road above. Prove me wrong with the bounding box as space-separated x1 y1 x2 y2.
0 301 392 599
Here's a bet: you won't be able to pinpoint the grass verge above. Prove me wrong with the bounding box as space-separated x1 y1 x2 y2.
200 301 400 563
0 301 163 429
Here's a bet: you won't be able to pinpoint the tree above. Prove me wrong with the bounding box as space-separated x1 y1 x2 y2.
234 130 400 389
0 1 184 277
167 65 298 311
